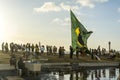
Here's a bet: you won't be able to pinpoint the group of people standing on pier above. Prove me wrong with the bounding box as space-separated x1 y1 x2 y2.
69 45 118 60
1 42 66 58
1 42 118 60
1 42 58 55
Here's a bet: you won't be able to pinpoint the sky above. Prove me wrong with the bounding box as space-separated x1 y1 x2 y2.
0 0 120 51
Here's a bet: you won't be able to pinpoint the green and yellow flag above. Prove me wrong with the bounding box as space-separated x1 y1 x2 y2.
70 10 93 50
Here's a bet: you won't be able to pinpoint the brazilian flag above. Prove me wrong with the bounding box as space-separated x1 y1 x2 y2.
70 10 93 50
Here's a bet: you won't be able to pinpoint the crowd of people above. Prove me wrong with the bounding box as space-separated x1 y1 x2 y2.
69 45 119 60
1 42 58 54
1 42 119 60
1 42 67 58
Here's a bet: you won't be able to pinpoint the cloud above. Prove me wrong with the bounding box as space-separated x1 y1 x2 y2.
95 0 109 3
118 19 120 23
34 2 79 13
52 18 62 23
76 0 109 8
34 0 110 13
60 3 79 11
34 2 61 13
118 8 120 12
76 0 95 8
52 18 70 26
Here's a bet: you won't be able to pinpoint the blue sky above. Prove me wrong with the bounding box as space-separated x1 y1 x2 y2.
0 0 120 51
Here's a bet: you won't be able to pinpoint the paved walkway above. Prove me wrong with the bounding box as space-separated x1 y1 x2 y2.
6 76 24 80
0 64 14 70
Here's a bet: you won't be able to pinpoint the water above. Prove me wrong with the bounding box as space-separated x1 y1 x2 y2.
36 67 120 80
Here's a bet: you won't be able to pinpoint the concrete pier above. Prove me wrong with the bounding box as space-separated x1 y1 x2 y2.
41 62 120 72
79 62 119 67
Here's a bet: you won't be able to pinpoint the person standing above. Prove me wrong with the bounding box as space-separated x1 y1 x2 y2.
31 44 34 53
70 46 74 59
58 47 62 58
76 47 79 59
61 46 65 58
10 42 14 54
35 44 39 58
2 42 4 52
53 46 57 55
17 57 25 76
10 54 17 69
40 45 45 55
5 42 9 53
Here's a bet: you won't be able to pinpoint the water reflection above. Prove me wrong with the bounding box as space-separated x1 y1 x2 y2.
36 67 119 80
70 72 73 80
102 69 106 78
109 68 116 78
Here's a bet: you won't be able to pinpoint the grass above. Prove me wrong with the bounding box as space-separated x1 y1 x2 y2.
0 51 120 64
0 51 11 64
